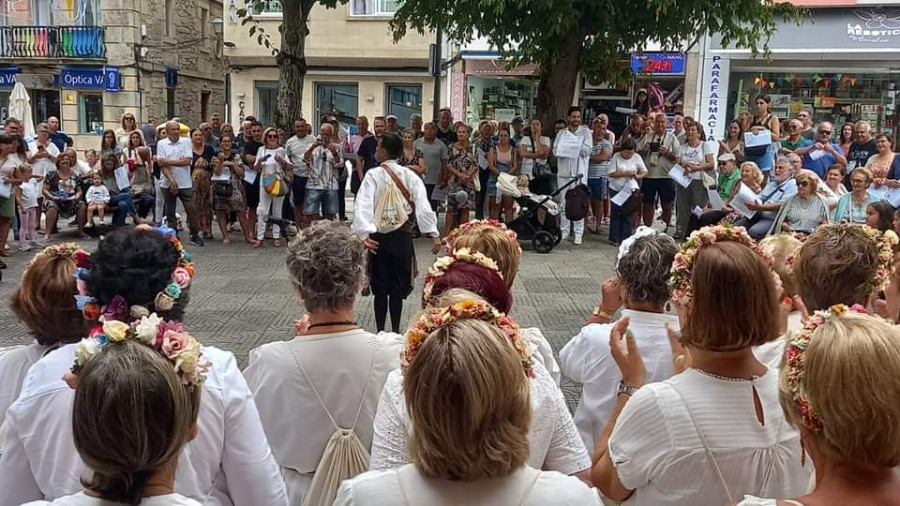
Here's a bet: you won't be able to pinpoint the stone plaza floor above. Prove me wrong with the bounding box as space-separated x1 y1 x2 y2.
0 223 619 408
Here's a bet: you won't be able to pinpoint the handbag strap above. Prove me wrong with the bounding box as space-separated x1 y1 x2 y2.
668 382 734 504
382 163 415 212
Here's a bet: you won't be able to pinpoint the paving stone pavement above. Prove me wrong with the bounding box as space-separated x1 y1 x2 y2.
0 224 620 409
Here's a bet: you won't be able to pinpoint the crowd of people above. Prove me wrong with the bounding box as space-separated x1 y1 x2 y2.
0 214 899 505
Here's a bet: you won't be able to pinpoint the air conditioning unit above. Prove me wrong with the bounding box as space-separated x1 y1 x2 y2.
583 76 612 90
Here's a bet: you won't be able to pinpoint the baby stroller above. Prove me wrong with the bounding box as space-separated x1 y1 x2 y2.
498 173 582 254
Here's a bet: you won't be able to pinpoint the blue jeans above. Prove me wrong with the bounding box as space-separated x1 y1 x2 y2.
304 188 338 216
609 190 633 243
109 192 136 225
734 215 773 240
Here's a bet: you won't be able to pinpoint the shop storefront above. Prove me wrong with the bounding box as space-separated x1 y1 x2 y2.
700 7 900 142
449 53 539 127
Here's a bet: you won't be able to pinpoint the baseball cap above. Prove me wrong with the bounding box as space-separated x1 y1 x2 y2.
511 116 524 125
718 153 736 162
386 114 398 121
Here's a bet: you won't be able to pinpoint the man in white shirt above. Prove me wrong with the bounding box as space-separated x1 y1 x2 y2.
284 118 314 223
553 106 592 245
352 132 440 333
301 123 342 227
155 120 203 246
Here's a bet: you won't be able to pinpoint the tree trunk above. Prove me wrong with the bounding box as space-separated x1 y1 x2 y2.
274 0 310 131
536 30 584 136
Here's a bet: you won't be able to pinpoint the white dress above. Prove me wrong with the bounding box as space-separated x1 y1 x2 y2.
23 492 202 505
607 369 812 505
0 343 47 426
738 497 805 506
369 359 590 476
243 330 404 505
0 344 289 506
335 464 601 506
559 309 679 451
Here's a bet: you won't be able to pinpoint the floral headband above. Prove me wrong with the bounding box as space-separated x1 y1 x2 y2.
783 225 899 296
68 314 209 387
402 299 534 378
783 304 870 432
423 247 503 304
669 225 779 305
443 219 520 254
73 225 195 322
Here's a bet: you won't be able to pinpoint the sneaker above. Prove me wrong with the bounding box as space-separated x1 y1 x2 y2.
231 223 241 232
574 236 583 245
29 239 44 248
190 234 205 247
17 242 31 252
561 234 570 243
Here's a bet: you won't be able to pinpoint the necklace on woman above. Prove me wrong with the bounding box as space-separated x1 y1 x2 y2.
693 367 760 382
693 367 766 425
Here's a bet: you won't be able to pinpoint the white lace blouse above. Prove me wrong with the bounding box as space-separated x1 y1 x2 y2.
369 359 590 475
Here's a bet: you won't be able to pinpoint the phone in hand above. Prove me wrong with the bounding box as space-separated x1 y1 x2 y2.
262 154 271 161
649 142 661 153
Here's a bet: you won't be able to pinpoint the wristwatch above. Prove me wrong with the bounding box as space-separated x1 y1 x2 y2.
617 381 641 397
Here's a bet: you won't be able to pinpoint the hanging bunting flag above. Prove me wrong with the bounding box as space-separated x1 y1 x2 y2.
835 74 843 82
812 74 823 83
769 82 775 89
849 77 857 86
823 78 832 87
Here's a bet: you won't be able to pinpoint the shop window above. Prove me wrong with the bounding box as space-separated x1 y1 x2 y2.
31 89 60 126
201 91 211 122
315 82 358 131
350 0 400 17
79 93 102 135
386 84 422 130
251 0 283 14
255 81 279 128
166 88 176 120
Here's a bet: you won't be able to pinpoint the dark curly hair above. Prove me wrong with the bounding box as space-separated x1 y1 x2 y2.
85 227 189 321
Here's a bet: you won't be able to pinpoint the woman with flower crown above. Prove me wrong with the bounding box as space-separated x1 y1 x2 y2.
339 298 600 505
244 221 404 506
735 307 900 505
0 226 288 506
20 338 205 506
588 226 811 506
0 244 89 425
369 252 592 481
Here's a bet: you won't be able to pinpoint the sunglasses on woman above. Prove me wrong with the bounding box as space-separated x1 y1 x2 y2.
797 181 809 188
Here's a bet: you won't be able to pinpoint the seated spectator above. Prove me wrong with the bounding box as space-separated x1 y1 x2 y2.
818 163 847 211
24 335 206 505
42 154 87 241
560 228 678 451
768 170 830 236
0 244 88 424
338 298 600 505
833 167 878 224
738 308 900 505
244 221 403 506
0 226 288 506
98 154 140 226
371 253 591 480
590 225 811 505
735 157 797 239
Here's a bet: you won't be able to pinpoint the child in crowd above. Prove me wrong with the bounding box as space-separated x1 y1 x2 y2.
14 164 42 251
85 173 110 226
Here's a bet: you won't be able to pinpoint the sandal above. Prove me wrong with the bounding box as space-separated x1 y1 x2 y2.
252 240 263 248
273 239 282 247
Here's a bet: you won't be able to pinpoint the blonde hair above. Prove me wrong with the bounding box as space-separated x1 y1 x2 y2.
681 241 780 350
740 161 764 186
11 251 86 345
780 311 900 469
74 340 201 504
404 318 531 481
449 225 522 285
760 234 802 297
795 169 819 195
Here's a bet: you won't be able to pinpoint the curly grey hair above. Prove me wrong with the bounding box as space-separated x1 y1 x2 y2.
615 234 678 305
286 221 367 312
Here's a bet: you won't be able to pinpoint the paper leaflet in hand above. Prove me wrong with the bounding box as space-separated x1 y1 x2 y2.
114 166 131 190
808 149 826 161
707 188 726 210
730 183 760 219
555 131 583 160
868 184 888 201
884 187 900 208
692 206 705 218
610 179 638 207
0 182 9 198
244 167 257 184
743 130 772 148
668 164 692 189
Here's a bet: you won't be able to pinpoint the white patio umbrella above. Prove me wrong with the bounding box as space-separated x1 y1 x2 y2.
9 81 34 137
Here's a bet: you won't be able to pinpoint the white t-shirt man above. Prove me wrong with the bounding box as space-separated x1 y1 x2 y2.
27 140 60 177
156 136 193 190
285 134 314 178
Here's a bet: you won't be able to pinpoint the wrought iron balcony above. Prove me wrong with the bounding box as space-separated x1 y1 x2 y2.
0 26 105 59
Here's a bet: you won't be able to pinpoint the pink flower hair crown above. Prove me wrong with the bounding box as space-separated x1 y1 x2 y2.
783 304 870 432
668 225 778 305
443 219 520 254
73 224 196 322
68 315 209 387
402 299 534 378
423 247 503 304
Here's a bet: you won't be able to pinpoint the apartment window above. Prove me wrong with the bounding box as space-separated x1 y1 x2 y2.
165 0 175 37
201 7 209 44
255 81 279 128
166 88 176 120
315 83 358 132
79 93 103 134
385 84 422 130
251 0 283 14
201 91 211 122
350 0 400 16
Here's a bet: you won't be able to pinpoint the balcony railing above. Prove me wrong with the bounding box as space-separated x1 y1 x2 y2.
0 26 105 59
